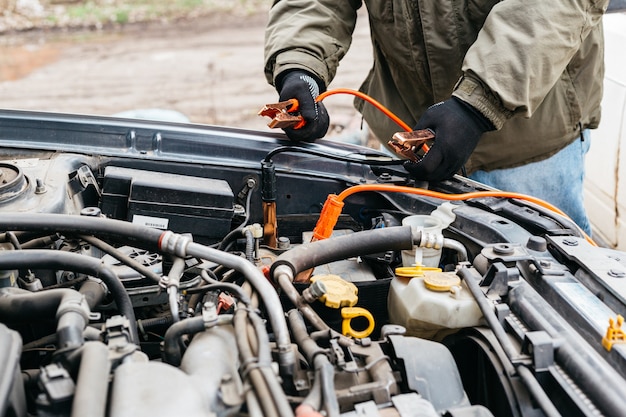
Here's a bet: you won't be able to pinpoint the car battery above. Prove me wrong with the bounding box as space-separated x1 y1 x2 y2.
101 166 234 241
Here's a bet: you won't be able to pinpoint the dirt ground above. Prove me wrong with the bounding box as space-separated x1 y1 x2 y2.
0 9 373 140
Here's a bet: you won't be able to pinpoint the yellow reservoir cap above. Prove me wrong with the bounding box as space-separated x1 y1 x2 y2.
310 274 358 309
395 265 442 277
423 271 461 292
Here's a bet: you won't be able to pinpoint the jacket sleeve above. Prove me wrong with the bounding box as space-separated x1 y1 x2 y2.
264 0 362 89
453 0 608 129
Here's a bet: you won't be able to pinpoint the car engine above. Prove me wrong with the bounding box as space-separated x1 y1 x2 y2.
0 110 625 417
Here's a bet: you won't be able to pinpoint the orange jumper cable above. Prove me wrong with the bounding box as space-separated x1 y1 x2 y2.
259 89 595 246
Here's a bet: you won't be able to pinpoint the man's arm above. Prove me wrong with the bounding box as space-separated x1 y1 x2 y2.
453 0 609 129
264 0 362 89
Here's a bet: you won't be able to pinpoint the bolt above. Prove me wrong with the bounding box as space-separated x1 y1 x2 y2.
35 178 47 194
378 172 392 182
493 243 514 255
246 178 257 189
277 236 290 249
608 269 626 278
562 238 579 246
539 260 551 269
80 207 101 217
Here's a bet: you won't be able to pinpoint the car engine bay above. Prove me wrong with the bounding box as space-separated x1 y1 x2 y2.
0 110 625 417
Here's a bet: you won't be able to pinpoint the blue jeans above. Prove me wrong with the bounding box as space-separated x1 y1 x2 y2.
468 130 591 235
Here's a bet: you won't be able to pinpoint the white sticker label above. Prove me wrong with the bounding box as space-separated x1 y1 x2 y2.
132 215 169 230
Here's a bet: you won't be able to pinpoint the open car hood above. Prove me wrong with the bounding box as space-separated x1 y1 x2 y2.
0 109 625 417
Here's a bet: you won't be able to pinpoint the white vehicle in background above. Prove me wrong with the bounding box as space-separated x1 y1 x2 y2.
585 5 626 248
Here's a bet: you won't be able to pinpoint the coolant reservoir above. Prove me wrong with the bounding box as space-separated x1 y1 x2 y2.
388 269 483 339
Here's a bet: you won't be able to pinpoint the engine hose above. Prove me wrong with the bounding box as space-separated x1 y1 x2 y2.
245 389 264 417
70 341 111 417
217 186 254 251
0 213 164 251
162 315 233 366
443 238 468 262
6 231 22 249
249 310 295 417
137 315 174 332
167 257 186 323
301 369 323 412
79 279 107 310
288 310 339 416
276 270 353 347
244 227 255 262
184 241 294 377
22 327 101 351
0 287 88 351
457 267 521 361
270 225 414 279
287 309 327 361
319 359 340 417
234 309 280 417
0 249 139 345
20 234 58 249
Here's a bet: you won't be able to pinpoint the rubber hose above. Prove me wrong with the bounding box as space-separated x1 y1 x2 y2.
287 310 339 416
287 309 326 362
457 267 520 361
0 287 87 350
319 359 340 417
287 310 325 411
162 315 233 366
79 280 107 310
247 309 294 417
185 242 294 376
0 287 79 321
22 327 101 351
244 228 254 262
0 250 139 344
71 342 111 417
233 309 280 417
0 213 163 252
270 225 414 279
162 316 205 366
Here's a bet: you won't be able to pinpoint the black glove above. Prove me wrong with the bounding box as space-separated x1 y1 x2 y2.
277 71 330 142
403 97 494 181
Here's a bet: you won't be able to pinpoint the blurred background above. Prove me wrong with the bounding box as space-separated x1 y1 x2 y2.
0 0 372 137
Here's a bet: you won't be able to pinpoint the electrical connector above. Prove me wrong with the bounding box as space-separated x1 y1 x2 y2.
312 194 344 241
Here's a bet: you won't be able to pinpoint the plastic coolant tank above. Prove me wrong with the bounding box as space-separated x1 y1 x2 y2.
388 270 483 339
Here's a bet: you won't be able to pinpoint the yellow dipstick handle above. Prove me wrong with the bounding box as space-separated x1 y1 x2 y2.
341 307 375 339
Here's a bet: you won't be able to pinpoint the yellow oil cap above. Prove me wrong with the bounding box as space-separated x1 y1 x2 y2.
310 274 358 309
341 307 375 339
423 271 461 292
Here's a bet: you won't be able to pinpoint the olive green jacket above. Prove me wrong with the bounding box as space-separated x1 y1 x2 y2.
264 0 607 172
